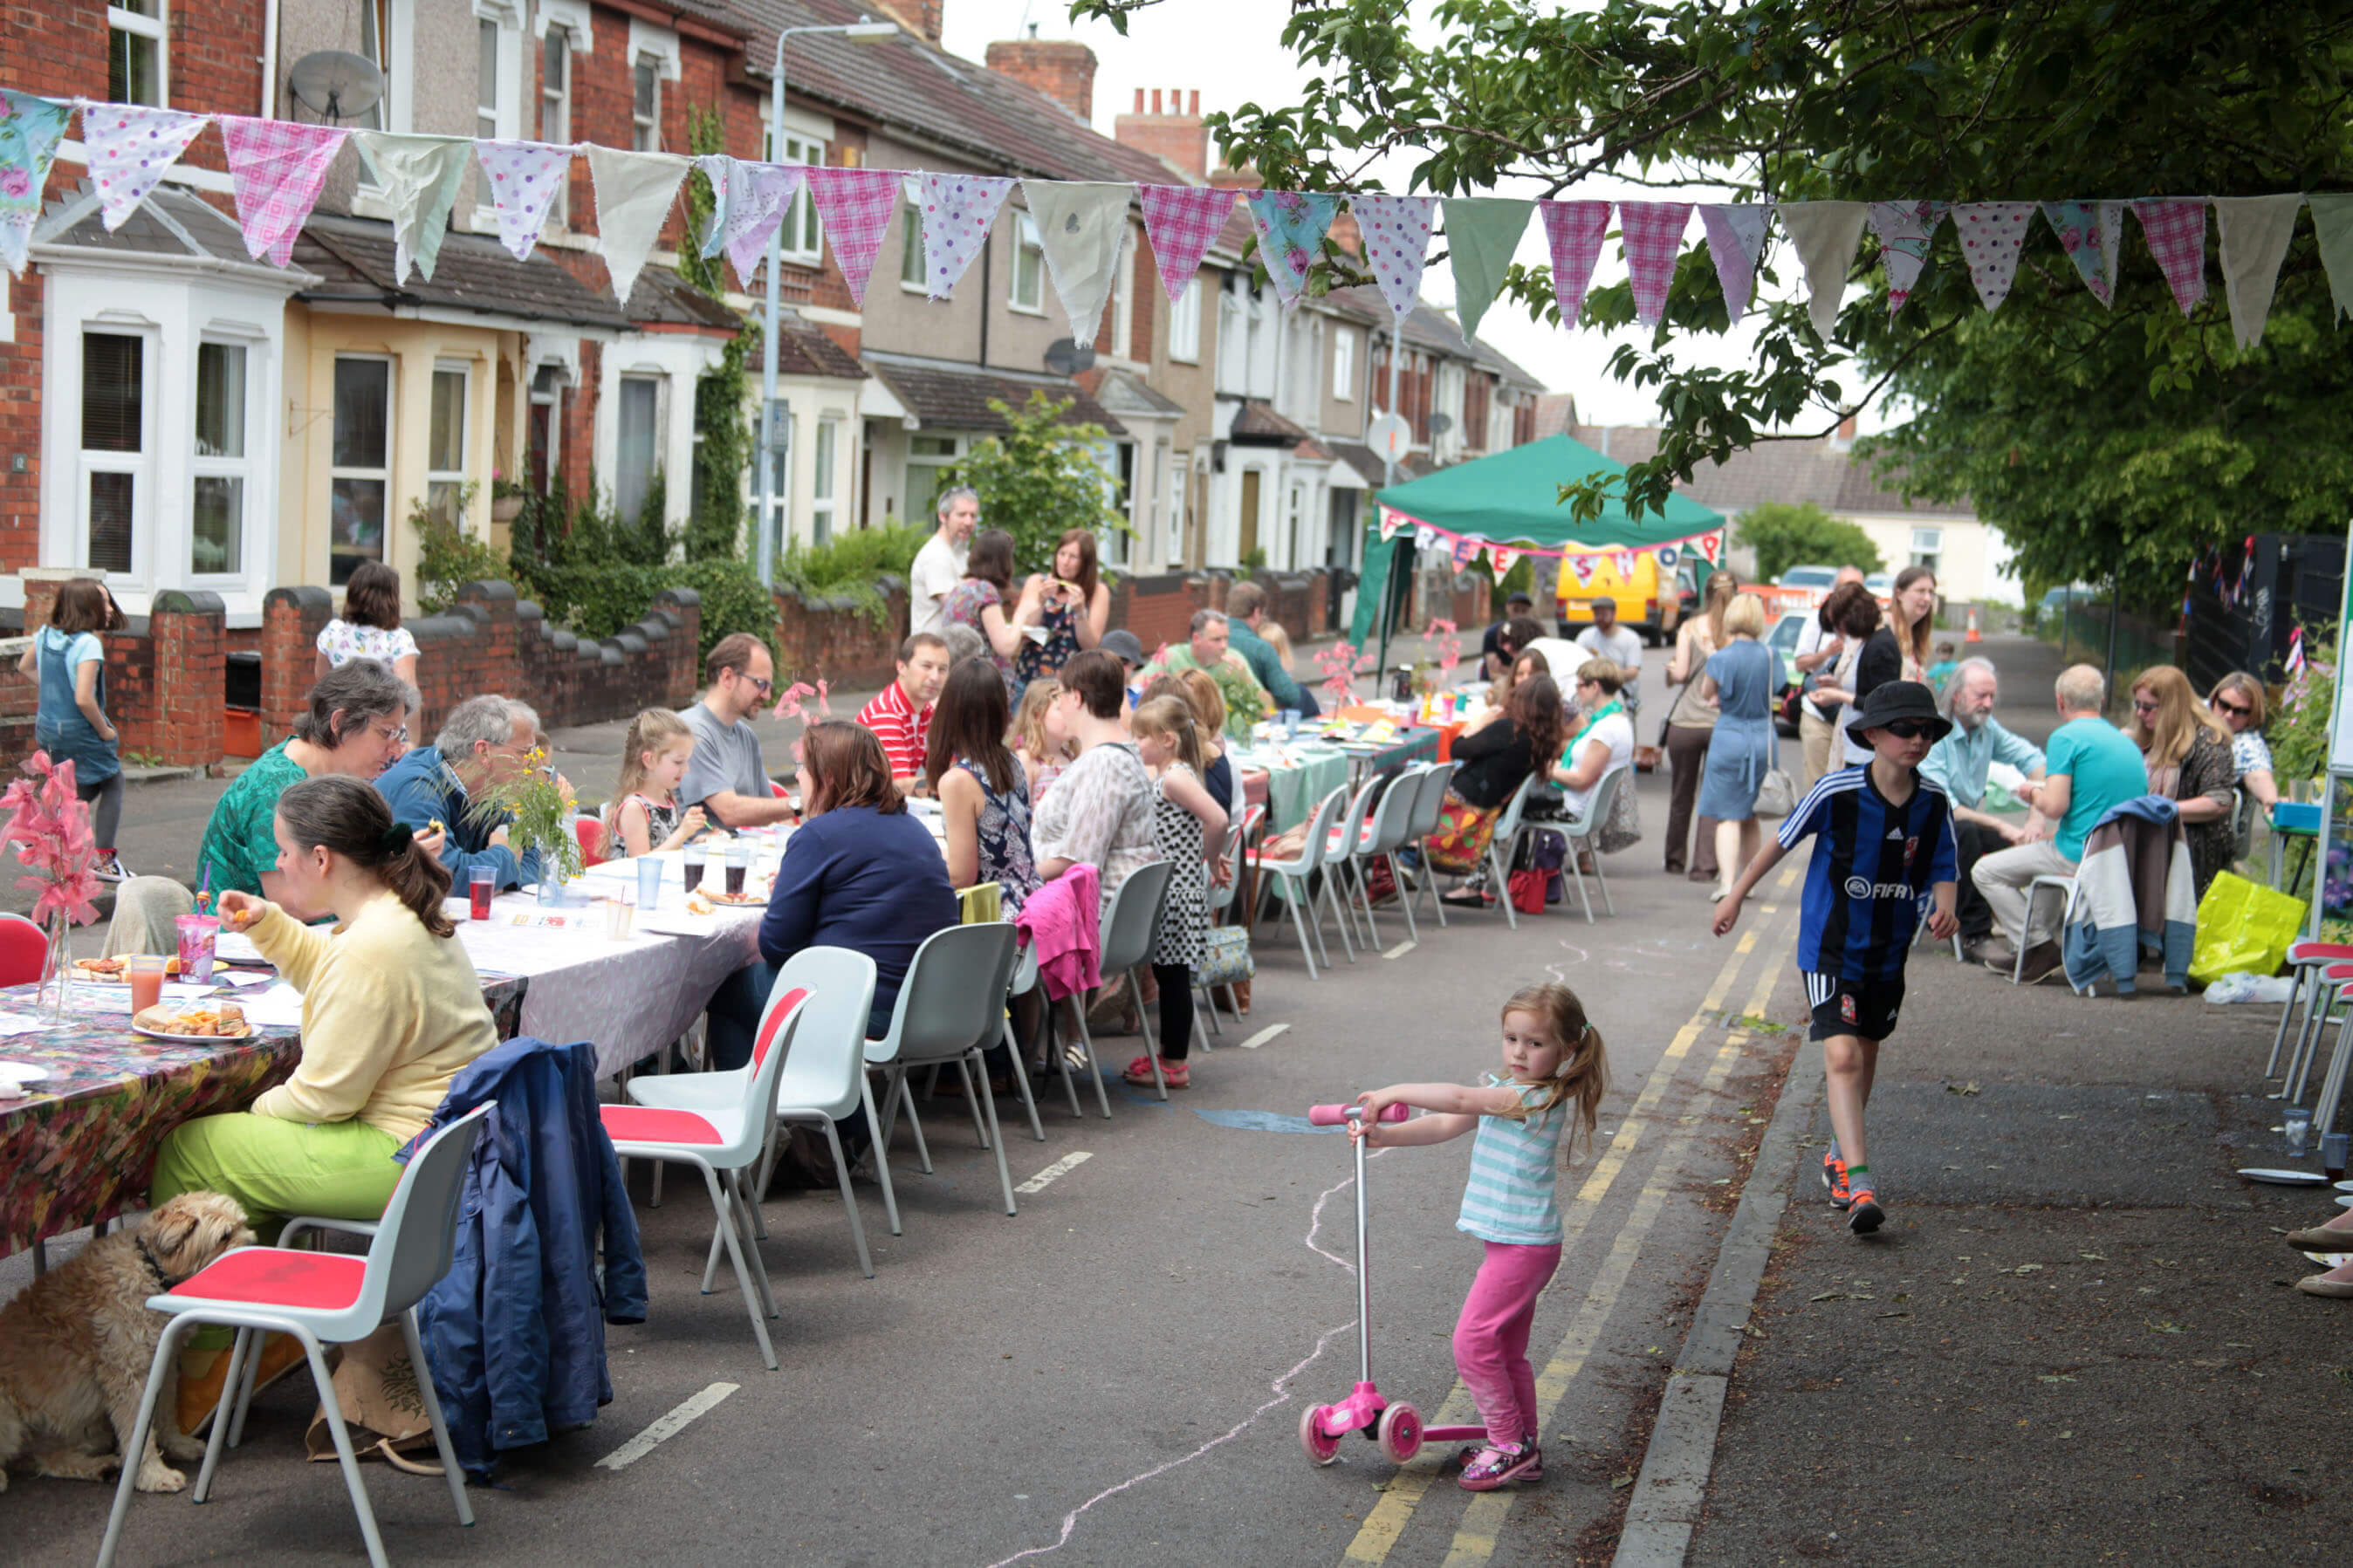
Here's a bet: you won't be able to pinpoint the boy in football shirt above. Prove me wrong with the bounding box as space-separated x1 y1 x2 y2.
1714 681 1959 1234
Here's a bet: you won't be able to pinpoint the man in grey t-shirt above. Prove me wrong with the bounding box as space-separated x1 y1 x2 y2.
680 632 799 829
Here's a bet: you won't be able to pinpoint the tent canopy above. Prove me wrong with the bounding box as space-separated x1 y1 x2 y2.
1348 433 1728 647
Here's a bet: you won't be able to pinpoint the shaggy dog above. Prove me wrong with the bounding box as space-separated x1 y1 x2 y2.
0 1191 255 1492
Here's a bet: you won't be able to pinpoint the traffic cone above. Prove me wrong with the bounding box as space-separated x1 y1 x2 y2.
1965 605 1981 643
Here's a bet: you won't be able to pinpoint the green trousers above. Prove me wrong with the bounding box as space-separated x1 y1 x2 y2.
151 1112 404 1246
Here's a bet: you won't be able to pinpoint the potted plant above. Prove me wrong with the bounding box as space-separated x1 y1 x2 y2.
490 469 528 525
467 745 584 904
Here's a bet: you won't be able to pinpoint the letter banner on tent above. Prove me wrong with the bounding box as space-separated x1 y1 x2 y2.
1488 544 1520 577
1656 544 1680 570
1568 554 1597 588
1415 525 1439 552
1378 507 1406 543
1698 531 1723 565
1354 193 1437 322
1698 203 1768 324
1951 202 2036 312
1540 200 1611 326
1619 201 1691 325
1613 550 1637 577
85 105 209 232
1869 200 1946 317
1452 536 1486 569
1136 183 1235 303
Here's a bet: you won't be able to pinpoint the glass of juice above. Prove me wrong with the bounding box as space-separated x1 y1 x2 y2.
175 914 217 986
681 848 707 896
469 866 496 922
127 954 167 1015
724 844 749 897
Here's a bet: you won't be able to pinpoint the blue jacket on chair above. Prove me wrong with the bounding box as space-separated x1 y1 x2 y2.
406 1037 647 1477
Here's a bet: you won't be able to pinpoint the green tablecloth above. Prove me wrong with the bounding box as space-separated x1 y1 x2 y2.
1231 746 1351 831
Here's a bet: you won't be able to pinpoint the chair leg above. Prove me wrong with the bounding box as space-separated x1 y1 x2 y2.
973 1048 1019 1216
1197 981 1222 1037
1389 853 1418 943
1321 871 1357 962
98 1317 189 1568
1420 845 1450 928
952 1057 990 1149
701 1165 778 1372
1350 859 1382 948
1489 839 1520 930
1568 838 1595 923
731 1171 779 1320
860 1076 904 1235
899 1080 935 1174
302 1326 392 1567
1130 967 1167 1100
1050 999 1084 1118
1000 1019 1046 1141
227 1318 265 1448
820 1120 875 1277
193 1325 252 1501
2266 967 2311 1078
1592 841 1615 917
401 1309 475 1526
1282 879 1321 980
737 1163 771 1242
1071 1006 1113 1119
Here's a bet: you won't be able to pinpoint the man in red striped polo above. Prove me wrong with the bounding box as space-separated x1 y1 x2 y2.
856 631 951 792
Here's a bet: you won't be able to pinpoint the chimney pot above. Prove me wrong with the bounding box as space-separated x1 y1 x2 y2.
1150 89 1163 114
1134 88 1144 112
1189 90 1199 115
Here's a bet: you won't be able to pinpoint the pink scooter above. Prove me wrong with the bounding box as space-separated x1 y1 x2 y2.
1298 1102 1487 1466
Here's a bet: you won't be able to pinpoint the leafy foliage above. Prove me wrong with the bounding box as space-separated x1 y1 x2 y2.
937 392 1130 576
1069 0 2353 592
1735 502 1883 583
502 482 774 666
408 482 504 614
2269 621 2340 785
774 523 930 628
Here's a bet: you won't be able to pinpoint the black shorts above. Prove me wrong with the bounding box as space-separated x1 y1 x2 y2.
1805 972 1904 1042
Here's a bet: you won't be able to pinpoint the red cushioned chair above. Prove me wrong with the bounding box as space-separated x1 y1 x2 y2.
97 1103 495 1568
0 912 48 987
574 815 607 868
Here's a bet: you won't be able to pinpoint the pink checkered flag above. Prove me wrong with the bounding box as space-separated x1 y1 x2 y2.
1137 184 1235 303
1539 201 1610 325
917 171 1013 300
1352 194 1437 322
805 167 907 307
218 116 349 268
2132 199 2207 316
85 105 210 232
1618 202 1692 325
476 140 573 262
1698 203 1768 323
1950 202 2036 312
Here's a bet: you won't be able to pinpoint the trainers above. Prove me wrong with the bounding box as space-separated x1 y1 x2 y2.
1458 1440 1542 1491
1847 1188 1885 1236
93 852 128 883
1454 1441 1543 1482
1821 1151 1853 1209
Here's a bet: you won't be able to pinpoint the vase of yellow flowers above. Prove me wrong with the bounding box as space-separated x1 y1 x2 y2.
466 746 585 905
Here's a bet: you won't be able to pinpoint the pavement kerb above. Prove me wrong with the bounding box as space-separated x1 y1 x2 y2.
1611 1030 1828 1568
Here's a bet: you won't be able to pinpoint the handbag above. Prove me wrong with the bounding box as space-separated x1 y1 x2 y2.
1753 733 1798 820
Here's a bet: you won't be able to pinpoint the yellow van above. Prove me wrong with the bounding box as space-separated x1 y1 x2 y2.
1554 549 1683 646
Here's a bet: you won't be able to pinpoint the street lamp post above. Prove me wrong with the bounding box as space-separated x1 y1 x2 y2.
754 15 899 589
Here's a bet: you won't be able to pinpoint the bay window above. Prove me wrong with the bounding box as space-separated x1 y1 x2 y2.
190 342 249 577
427 363 469 525
80 332 147 576
107 0 166 106
330 357 393 586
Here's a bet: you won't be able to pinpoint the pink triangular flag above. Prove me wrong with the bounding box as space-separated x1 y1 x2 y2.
1488 544 1520 577
1950 202 2037 312
86 105 210 231
1619 202 1692 325
916 170 1012 300
804 166 906 307
218 116 348 267
1539 201 1610 325
1378 508 1405 542
475 139 573 262
1136 184 1235 303
1698 203 1768 323
1351 193 1437 322
2132 199 2208 316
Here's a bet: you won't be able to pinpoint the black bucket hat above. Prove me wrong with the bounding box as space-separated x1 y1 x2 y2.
1851 680 1952 743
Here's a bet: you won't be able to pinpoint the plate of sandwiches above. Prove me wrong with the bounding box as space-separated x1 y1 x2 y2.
685 889 765 914
72 955 182 983
132 1003 254 1043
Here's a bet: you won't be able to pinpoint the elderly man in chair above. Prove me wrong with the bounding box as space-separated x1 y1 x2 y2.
1918 657 2048 967
375 695 562 892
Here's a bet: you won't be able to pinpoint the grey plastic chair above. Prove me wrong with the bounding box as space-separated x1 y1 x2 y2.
1251 785 1354 979
1477 776 1541 930
1554 764 1630 922
1078 859 1176 1099
1321 773 1389 951
868 921 1026 1218
1403 760 1461 930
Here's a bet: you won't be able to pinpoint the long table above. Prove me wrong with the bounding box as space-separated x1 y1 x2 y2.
1230 726 1445 830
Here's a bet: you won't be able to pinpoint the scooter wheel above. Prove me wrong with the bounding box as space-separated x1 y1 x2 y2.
1300 1402 1341 1465
1377 1401 1423 1464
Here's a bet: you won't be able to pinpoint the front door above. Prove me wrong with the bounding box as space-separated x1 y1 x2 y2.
1239 468 1261 562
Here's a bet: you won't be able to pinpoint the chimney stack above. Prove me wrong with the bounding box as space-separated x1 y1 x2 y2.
1114 85 1210 181
872 2 944 45
985 33 1099 122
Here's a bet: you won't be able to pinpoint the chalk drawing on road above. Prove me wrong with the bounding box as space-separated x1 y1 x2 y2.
1193 1108 1343 1135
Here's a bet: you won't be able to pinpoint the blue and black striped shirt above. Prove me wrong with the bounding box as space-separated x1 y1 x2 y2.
1778 765 1960 981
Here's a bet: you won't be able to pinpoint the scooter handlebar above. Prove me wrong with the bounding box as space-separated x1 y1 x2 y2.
1307 1102 1410 1126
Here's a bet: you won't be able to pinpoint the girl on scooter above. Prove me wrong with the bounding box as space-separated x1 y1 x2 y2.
1351 983 1609 1491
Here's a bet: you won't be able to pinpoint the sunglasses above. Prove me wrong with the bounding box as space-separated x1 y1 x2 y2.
1876 720 1934 740
2214 698 2252 716
2132 698 2160 714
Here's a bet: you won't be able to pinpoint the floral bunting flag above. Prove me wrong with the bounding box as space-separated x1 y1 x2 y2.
1488 544 1520 577
1352 193 1436 322
1777 201 1869 340
2039 200 2124 306
804 166 907 307
217 115 346 268
1869 200 1946 316
85 105 210 231
475 139 573 263
587 145 689 305
695 154 733 260
2132 198 2209 317
2306 194 2353 323
1136 184 1235 303
353 132 473 283
2212 194 2303 349
1244 188 1341 308
1950 202 2036 312
1442 196 1533 341
0 91 71 275
1618 202 1691 325
1023 179 1134 340
1539 200 1611 326
916 171 1012 300
1698 203 1768 323
724 161 809 282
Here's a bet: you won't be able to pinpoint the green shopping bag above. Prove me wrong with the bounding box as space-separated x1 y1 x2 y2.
2187 871 2307 985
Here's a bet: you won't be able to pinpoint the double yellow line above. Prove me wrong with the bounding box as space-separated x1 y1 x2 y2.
1341 873 1798 1565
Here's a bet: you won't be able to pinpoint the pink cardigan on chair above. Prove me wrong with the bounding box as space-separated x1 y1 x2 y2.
1016 863 1102 1001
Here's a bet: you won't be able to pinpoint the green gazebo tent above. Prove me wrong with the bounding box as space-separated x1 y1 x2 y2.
1348 433 1729 667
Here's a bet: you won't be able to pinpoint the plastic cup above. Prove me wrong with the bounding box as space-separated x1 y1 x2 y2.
1279 709 1300 740
468 866 496 922
2284 1106 2314 1159
175 914 217 985
602 896 633 941
636 856 664 910
2324 1132 2350 1183
127 954 166 1014
724 843 749 897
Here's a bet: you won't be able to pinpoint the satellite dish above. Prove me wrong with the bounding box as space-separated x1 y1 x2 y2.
287 51 384 123
1043 339 1096 378
1428 412 1454 437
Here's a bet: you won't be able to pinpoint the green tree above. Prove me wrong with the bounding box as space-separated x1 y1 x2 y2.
1735 502 1883 584
1071 0 2353 597
938 392 1130 574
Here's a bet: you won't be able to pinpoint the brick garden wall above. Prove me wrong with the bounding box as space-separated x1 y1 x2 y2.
771 581 912 690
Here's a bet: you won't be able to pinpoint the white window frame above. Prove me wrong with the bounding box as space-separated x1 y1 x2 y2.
904 433 967 524
77 324 154 584
427 359 471 528
631 55 662 152
471 3 524 228
1333 325 1355 400
354 0 415 136
527 362 564 494
329 354 395 588
763 119 828 267
627 19 682 154
189 337 255 582
538 22 574 224
1166 446 1187 565
1167 276 1200 364
759 417 793 559
614 372 667 524
1011 212 1046 314
1911 526 1945 556
107 0 168 108
810 415 841 544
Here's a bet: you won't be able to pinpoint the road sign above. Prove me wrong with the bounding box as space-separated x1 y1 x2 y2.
1367 412 1411 466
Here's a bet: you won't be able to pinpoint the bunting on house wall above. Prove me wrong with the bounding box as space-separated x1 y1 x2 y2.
1353 193 1436 323
477 139 575 263
0 90 71 274
696 154 807 282
85 105 210 232
353 132 474 284
915 170 1012 300
803 165 905 308
1136 183 1236 303
216 115 346 268
587 146 689 306
1023 179 1133 341
1244 188 1341 308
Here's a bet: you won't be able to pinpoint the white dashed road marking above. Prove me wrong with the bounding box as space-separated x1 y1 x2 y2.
1015 1151 1093 1194
594 1381 738 1469
1238 1024 1291 1050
